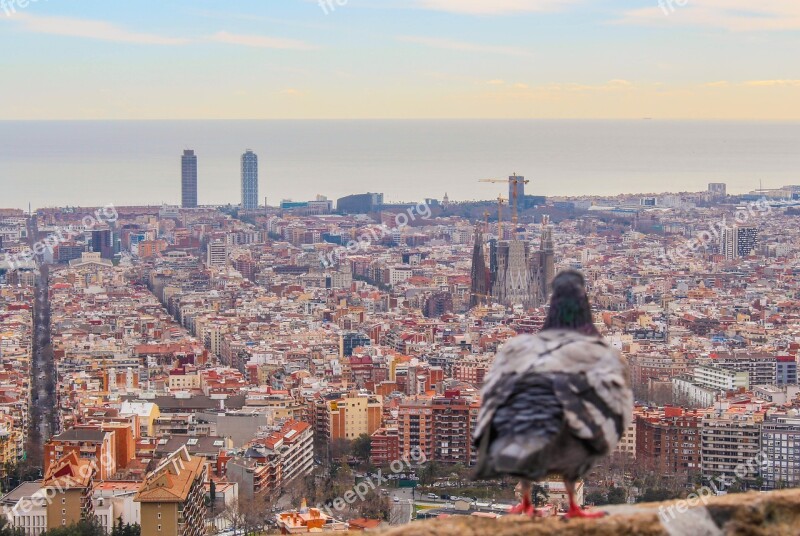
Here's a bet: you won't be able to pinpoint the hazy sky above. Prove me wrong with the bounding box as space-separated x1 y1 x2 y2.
1 0 798 120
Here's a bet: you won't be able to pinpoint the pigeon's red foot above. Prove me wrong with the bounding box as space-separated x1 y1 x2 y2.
509 502 536 516
564 506 607 519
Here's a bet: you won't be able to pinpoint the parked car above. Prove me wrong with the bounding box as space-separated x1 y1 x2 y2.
427 493 438 500
393 496 400 503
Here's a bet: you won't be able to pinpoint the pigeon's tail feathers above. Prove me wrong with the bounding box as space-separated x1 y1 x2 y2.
491 433 552 478
472 431 552 481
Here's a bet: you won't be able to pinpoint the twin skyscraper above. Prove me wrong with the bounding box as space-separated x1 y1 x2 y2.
181 149 259 210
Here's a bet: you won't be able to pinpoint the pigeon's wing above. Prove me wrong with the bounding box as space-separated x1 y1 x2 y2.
473 330 587 443
473 330 633 469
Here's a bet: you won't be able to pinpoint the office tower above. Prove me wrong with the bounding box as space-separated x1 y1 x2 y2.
241 150 259 211
91 229 114 260
181 150 198 208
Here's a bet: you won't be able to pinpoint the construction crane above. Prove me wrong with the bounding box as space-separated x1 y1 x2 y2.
479 174 530 228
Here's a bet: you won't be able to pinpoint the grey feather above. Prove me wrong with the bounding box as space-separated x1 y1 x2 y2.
472 330 633 482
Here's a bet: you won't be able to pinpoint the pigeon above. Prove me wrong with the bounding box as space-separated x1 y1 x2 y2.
472 270 633 518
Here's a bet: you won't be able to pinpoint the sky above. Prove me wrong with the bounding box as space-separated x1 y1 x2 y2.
0 0 798 120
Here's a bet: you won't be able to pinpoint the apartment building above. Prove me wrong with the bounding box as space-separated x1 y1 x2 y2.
701 405 762 486
321 392 383 441
42 452 96 532
398 391 479 465
135 446 207 536
635 407 702 479
44 429 117 480
370 427 400 467
760 414 800 489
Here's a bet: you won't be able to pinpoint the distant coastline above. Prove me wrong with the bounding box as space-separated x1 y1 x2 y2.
1 119 799 211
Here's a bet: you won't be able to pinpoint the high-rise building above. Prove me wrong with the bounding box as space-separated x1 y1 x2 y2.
721 226 758 259
181 150 198 208
241 150 259 211
736 226 758 257
91 229 114 260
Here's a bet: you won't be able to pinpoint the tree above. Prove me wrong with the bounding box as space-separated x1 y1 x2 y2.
209 479 217 515
531 484 549 508
329 438 352 462
358 489 391 521
352 434 372 464
607 487 627 504
0 517 25 536
418 462 440 487
42 518 106 536
111 517 141 536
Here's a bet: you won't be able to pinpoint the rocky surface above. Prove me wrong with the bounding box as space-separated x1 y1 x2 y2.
371 489 800 536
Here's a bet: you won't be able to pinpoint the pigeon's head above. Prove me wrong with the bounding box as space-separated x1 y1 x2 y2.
542 270 598 336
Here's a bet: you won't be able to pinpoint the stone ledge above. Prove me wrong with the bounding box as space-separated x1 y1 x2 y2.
372 489 800 536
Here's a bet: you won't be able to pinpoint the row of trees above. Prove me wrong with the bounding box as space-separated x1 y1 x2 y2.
36 517 140 536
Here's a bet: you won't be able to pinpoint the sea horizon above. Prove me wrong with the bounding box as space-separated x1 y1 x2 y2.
2 119 799 211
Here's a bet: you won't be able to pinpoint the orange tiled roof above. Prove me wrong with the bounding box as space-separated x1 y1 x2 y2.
134 446 204 503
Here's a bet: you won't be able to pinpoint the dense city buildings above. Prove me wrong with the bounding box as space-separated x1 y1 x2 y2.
2 184 800 530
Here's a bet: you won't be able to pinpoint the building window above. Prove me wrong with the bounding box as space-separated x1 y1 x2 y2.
158 525 161 531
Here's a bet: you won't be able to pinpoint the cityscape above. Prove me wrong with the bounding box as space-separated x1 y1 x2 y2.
2 167 800 533
2 1 800 535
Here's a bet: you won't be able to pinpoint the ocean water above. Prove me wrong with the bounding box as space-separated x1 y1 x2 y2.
1 120 799 210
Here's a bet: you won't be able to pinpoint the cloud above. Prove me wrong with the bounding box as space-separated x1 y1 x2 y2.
487 80 506 85
397 36 531 56
619 1 800 31
704 81 730 88
513 83 530 89
210 31 319 50
1 13 188 45
745 80 800 87
280 88 307 96
533 80 638 92
414 0 579 15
